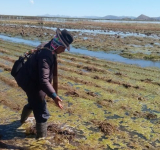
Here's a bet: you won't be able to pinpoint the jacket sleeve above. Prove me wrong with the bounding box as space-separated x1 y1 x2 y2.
38 53 56 97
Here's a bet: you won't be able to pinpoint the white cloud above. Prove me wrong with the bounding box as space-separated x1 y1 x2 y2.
30 0 34 4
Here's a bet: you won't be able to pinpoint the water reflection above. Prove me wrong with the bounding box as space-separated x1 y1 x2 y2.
70 46 160 68
0 34 40 46
0 34 160 68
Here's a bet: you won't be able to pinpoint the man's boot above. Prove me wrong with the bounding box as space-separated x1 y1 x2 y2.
36 122 47 139
20 105 32 124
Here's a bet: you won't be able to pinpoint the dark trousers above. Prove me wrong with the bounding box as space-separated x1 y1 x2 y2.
24 83 50 123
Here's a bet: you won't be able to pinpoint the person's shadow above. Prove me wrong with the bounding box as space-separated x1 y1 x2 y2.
0 120 26 149
0 141 25 150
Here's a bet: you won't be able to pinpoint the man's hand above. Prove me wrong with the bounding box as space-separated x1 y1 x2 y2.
53 96 63 109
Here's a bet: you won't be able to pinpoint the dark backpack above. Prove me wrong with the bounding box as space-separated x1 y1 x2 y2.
11 48 54 78
11 53 32 78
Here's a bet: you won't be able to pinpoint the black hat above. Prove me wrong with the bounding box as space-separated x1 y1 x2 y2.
56 28 73 51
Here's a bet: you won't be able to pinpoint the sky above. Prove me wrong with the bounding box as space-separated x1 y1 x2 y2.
0 0 160 17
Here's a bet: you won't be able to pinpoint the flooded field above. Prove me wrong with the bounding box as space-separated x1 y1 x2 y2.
1 34 160 68
0 20 160 150
1 20 160 61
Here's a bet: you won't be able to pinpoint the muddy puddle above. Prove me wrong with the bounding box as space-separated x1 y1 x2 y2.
1 34 160 68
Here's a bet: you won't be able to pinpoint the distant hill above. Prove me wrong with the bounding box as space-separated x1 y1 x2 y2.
38 14 102 19
153 17 160 20
39 14 136 20
102 15 136 20
79 16 101 19
39 14 160 21
136 14 152 20
38 14 71 18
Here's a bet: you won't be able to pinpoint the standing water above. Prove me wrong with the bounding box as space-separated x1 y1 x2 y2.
0 34 160 68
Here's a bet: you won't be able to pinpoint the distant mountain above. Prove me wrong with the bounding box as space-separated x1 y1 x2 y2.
102 15 136 20
39 14 136 19
38 14 71 18
136 14 152 20
39 14 102 19
153 17 160 20
38 14 160 21
78 16 101 19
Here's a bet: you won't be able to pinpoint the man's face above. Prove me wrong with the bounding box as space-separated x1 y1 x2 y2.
55 46 66 54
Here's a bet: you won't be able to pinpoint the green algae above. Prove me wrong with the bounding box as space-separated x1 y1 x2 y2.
121 52 160 60
0 41 160 149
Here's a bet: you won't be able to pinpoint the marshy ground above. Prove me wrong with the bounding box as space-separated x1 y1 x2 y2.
0 20 160 149
1 20 160 60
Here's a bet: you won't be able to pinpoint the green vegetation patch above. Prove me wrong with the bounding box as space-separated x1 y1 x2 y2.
0 40 160 149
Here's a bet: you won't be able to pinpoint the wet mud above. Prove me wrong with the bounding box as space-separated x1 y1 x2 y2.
28 123 76 142
91 120 118 135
